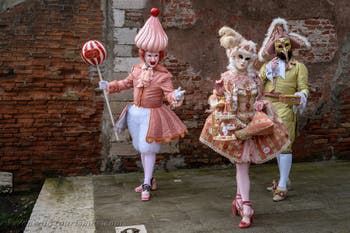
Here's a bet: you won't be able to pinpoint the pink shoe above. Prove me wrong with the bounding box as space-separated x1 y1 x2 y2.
141 184 151 201
232 194 243 216
135 177 157 193
239 201 254 228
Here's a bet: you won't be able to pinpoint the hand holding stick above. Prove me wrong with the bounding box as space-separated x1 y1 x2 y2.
81 40 119 141
96 66 119 141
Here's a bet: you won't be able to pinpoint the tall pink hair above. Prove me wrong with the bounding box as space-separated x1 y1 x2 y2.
134 8 168 52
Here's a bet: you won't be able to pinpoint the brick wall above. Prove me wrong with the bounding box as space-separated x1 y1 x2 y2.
289 19 338 63
0 0 105 191
294 35 350 160
162 0 197 29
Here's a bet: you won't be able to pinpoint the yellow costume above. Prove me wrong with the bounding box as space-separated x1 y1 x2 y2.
258 17 311 201
259 59 309 152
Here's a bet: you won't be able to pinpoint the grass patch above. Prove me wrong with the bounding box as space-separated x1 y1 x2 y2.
0 192 38 233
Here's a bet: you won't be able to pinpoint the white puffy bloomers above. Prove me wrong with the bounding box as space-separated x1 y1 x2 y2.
127 105 161 153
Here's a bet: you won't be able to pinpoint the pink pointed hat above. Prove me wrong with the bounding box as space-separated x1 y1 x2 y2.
134 8 168 52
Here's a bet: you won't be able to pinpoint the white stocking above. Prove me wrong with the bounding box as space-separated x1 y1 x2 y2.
278 153 292 189
276 153 280 167
143 152 156 185
140 153 146 168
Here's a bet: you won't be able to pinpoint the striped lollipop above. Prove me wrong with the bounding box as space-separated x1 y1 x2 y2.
81 40 119 141
81 40 106 65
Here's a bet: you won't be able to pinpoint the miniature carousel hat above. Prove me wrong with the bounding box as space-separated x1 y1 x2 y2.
134 8 168 52
218 26 258 61
258 17 311 62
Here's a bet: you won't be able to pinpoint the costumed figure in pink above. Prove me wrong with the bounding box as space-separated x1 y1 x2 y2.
199 26 290 228
99 8 187 201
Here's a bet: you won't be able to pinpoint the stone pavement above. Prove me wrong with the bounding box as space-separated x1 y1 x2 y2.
25 161 350 233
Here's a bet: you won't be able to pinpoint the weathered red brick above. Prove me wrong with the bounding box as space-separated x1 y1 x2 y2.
313 139 329 144
0 0 104 191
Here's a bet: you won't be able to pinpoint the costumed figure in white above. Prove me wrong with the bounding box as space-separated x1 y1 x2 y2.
258 18 310 201
99 8 187 201
200 26 290 228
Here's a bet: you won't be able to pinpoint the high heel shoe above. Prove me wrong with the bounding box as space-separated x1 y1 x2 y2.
239 201 254 228
135 177 157 193
232 194 242 216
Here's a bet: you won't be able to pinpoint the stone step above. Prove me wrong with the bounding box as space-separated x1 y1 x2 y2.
24 176 95 233
0 171 13 193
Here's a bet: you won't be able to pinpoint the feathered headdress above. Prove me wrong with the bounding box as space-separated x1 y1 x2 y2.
219 26 257 61
258 17 311 62
218 26 257 76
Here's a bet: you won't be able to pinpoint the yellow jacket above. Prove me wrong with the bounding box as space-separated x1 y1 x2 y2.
259 59 309 153
260 59 309 98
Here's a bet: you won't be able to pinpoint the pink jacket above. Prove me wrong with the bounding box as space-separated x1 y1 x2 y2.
109 64 187 143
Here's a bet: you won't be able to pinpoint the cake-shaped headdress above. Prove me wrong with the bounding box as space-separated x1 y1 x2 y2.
258 17 311 62
134 8 168 52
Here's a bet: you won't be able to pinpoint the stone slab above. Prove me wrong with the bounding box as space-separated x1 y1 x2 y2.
114 57 140 72
112 0 147 9
0 171 13 193
113 44 133 57
159 140 180 154
113 28 138 45
24 177 95 233
113 9 125 27
110 141 138 156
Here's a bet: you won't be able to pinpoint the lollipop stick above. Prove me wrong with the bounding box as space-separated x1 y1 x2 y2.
96 65 119 141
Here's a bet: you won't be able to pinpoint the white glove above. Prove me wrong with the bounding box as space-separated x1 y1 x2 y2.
266 57 286 81
293 92 307 114
173 87 186 102
99 80 109 90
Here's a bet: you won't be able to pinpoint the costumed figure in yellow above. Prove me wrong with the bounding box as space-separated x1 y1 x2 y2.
258 18 310 201
200 26 289 228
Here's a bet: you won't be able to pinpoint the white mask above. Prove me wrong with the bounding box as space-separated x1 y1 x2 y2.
233 53 251 71
145 51 160 68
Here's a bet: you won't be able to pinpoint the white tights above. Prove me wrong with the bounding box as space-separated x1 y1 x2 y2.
141 152 156 185
277 153 292 189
